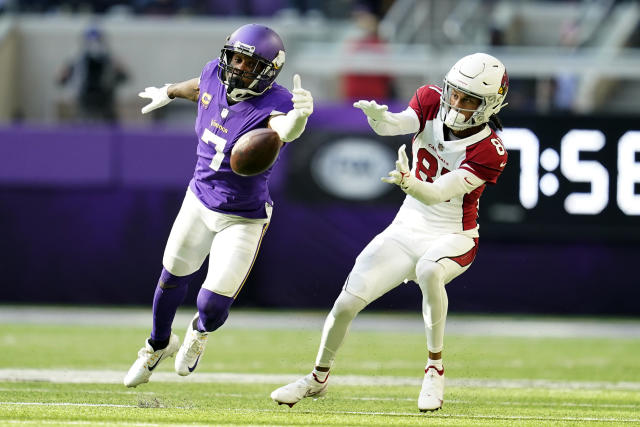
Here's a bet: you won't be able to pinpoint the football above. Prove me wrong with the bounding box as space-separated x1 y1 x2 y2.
230 128 283 176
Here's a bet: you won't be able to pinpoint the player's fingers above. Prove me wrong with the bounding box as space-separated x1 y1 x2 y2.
293 74 302 90
382 171 401 184
381 174 396 184
292 90 312 100
141 105 151 114
292 92 311 102
397 144 406 161
398 146 409 167
295 105 313 114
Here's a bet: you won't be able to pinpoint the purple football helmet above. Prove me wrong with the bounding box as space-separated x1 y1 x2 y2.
218 24 286 101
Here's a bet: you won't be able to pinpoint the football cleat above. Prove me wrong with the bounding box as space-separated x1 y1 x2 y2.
270 373 329 407
175 312 209 376
123 333 180 388
418 365 445 412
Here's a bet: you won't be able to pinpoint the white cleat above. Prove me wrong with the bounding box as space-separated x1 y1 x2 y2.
418 365 445 412
175 313 209 376
123 333 180 388
270 373 329 408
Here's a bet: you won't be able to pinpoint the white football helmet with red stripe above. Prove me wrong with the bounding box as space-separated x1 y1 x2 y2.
439 53 508 130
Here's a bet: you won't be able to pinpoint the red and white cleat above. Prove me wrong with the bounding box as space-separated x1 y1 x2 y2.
418 365 445 412
270 373 329 407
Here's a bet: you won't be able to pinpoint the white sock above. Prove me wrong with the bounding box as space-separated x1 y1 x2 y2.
312 367 330 383
427 359 443 370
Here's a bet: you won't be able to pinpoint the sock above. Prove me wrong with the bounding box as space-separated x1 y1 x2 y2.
427 359 444 373
196 288 234 333
312 367 330 383
150 268 197 341
148 337 170 351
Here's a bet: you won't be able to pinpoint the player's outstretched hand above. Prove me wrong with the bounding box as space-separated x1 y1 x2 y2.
292 74 313 118
353 100 389 121
382 144 411 187
138 84 172 114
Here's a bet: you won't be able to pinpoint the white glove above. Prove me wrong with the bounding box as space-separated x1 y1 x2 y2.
268 74 313 142
291 74 313 118
382 144 412 190
138 83 173 114
353 99 389 122
382 144 482 206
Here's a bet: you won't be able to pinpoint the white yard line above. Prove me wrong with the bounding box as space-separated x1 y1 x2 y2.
2 306 640 338
2 368 640 391
0 402 136 408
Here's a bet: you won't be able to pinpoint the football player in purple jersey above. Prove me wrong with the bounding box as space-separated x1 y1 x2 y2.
124 23 313 388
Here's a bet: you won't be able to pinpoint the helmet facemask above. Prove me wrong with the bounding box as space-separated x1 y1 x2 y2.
440 81 487 130
219 45 281 101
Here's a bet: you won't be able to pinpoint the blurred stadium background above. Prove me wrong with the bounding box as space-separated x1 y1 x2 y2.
1 0 639 317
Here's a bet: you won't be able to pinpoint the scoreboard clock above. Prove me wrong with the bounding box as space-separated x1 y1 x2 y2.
483 115 640 241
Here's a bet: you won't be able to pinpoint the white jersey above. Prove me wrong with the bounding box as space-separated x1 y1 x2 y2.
395 85 508 237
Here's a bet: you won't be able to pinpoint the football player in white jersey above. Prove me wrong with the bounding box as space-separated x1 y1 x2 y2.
271 53 509 412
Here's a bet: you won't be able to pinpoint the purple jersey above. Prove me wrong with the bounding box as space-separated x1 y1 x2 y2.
188 59 293 218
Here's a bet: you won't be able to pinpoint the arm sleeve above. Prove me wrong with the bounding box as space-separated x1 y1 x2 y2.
368 107 420 136
402 168 485 205
268 110 308 143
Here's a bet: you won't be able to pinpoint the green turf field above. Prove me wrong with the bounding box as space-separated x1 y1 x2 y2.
1 308 639 426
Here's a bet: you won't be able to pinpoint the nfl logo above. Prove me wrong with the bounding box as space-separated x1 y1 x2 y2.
438 143 444 151
221 108 229 119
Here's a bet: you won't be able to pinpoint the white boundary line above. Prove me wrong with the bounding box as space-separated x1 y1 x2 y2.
2 368 640 390
2 306 640 338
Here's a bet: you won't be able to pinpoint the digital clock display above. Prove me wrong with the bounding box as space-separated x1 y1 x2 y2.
482 115 640 241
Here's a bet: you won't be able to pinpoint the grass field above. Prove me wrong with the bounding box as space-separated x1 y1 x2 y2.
1 307 639 426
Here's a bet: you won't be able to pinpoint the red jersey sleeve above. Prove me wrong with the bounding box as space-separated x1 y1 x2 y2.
460 131 508 185
409 85 442 133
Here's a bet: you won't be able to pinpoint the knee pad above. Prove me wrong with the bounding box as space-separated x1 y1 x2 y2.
331 290 367 321
196 288 234 332
162 255 201 277
415 260 444 290
158 267 196 290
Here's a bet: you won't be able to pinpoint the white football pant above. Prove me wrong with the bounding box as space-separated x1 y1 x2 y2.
162 189 270 298
316 220 477 367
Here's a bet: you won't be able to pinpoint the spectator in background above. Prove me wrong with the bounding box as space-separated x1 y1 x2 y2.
551 21 580 112
57 26 128 123
341 7 395 103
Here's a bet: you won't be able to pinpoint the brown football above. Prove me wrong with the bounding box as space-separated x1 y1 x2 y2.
230 128 283 176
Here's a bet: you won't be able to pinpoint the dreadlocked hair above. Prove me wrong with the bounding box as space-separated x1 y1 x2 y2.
488 114 503 131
